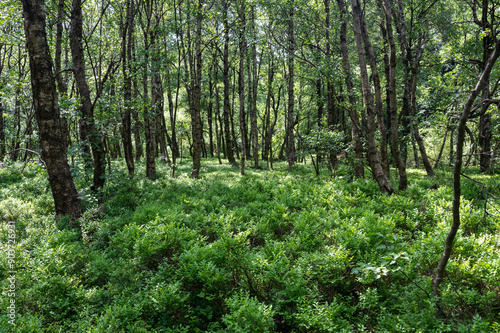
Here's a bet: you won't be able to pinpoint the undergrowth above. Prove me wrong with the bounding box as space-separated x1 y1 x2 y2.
0 159 499 332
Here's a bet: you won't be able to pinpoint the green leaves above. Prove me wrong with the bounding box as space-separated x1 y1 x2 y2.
2 160 500 331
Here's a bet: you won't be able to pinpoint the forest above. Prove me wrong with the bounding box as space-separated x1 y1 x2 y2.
0 0 499 331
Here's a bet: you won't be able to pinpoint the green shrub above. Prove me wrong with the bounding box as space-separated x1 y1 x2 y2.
222 293 275 333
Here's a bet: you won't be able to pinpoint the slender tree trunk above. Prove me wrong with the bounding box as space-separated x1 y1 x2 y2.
189 0 203 178
395 0 434 177
0 45 4 160
410 63 434 176
21 0 82 221
222 0 236 164
139 0 156 178
12 74 22 162
55 0 71 151
151 28 167 163
166 69 180 159
70 0 106 192
324 0 338 170
132 78 143 161
0 102 4 160
337 0 364 178
231 70 239 160
121 0 135 176
350 0 393 194
478 1 494 173
433 38 500 305
381 0 407 190
359 2 389 179
287 0 296 169
262 58 275 161
143 22 156 178
238 1 247 175
250 6 259 168
215 85 223 164
434 123 449 169
208 54 215 158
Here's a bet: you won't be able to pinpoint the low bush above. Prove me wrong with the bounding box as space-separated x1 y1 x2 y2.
1 159 498 332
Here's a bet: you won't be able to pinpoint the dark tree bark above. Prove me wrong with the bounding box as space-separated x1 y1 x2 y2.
394 0 435 177
151 27 168 164
166 68 180 159
337 0 364 178
433 37 500 304
215 84 223 165
475 0 494 172
250 5 259 168
262 55 279 164
360 2 389 179
0 45 4 160
139 0 156 179
238 1 247 175
350 0 393 194
208 53 215 158
70 0 106 192
434 122 450 169
222 0 236 164
324 0 338 170
381 0 408 190
186 0 203 178
12 56 23 162
0 102 5 160
132 78 143 161
0 45 3 160
121 0 135 176
21 0 82 220
287 0 296 168
54 0 71 151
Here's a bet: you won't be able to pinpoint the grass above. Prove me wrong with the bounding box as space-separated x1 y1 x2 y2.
0 158 499 332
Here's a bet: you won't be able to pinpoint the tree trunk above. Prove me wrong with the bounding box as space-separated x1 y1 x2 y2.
0 102 4 160
395 0 434 177
0 45 4 160
324 0 338 170
189 0 203 178
250 6 259 168
262 58 276 161
238 1 247 175
337 0 364 178
358 6 389 179
55 0 71 151
12 78 22 162
140 0 156 179
381 0 407 190
132 78 143 161
434 123 449 169
121 0 135 176
166 68 180 159
143 45 156 178
70 0 106 192
433 38 500 305
350 0 393 194
221 1 236 164
151 29 168 164
478 1 494 173
287 0 296 169
21 0 83 221
208 55 215 158
215 85 223 164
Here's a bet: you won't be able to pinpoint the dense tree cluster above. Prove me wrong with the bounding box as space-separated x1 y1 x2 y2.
2 0 498 187
2 0 500 309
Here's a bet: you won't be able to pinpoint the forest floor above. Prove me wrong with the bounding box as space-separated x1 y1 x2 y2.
1 158 499 332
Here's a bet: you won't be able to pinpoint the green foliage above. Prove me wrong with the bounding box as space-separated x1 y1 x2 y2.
222 293 275 333
1 160 499 332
